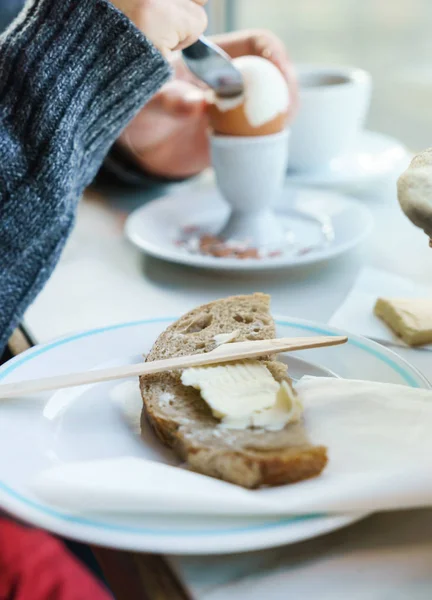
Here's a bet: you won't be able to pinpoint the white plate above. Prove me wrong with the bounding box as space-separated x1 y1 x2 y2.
286 130 411 191
0 317 429 555
125 187 373 271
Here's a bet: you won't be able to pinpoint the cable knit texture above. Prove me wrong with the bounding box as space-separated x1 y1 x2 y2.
0 0 171 351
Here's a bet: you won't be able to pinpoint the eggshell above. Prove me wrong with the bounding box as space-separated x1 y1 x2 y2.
207 55 290 137
208 102 288 136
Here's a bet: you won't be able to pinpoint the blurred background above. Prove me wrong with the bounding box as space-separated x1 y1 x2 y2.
207 0 432 152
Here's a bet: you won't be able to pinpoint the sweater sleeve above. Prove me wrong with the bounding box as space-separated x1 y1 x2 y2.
0 0 178 190
0 0 171 351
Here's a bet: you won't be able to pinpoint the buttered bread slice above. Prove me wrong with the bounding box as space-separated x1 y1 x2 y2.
375 297 432 346
140 293 327 488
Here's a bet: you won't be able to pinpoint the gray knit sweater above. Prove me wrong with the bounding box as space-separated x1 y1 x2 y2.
0 0 171 352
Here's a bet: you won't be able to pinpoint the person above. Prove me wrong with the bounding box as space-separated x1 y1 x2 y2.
0 0 208 354
0 1 297 355
0 1 297 598
0 0 299 186
0 1 205 597
111 30 298 182
0 518 114 600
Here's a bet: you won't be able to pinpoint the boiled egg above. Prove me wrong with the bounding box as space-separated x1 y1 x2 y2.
208 55 290 136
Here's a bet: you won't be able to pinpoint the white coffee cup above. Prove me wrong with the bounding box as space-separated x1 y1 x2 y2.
288 65 372 172
210 129 289 247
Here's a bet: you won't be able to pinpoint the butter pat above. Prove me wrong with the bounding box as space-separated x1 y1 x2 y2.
249 381 303 431
374 297 432 346
213 330 240 346
181 361 303 431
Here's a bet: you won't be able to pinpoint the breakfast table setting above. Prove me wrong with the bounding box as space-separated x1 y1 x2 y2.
3 46 432 600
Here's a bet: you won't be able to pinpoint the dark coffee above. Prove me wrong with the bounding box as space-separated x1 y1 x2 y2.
299 73 350 88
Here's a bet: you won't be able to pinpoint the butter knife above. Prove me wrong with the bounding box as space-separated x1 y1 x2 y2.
0 336 347 398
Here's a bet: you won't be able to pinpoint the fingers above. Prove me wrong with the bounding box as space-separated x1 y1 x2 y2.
175 18 208 51
173 35 198 52
123 110 211 178
282 61 299 120
175 0 208 51
120 79 207 154
211 29 299 120
157 81 207 116
251 32 299 118
250 31 291 81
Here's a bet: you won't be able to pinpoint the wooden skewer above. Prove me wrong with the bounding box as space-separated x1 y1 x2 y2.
0 335 347 399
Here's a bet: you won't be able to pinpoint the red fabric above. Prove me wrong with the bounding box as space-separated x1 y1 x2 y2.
0 518 111 600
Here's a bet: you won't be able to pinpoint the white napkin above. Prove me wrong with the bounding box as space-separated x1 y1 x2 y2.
33 458 285 515
33 376 432 515
329 267 432 349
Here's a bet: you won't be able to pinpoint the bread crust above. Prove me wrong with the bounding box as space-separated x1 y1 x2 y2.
140 294 327 488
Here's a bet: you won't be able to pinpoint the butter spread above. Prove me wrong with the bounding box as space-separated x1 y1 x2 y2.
180 361 303 431
374 297 432 346
213 330 240 346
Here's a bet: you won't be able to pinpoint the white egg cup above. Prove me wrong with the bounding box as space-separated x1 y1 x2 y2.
210 129 289 248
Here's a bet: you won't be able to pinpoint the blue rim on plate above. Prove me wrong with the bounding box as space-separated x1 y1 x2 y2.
0 317 428 538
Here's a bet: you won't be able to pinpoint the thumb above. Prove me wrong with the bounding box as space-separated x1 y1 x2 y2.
156 80 207 117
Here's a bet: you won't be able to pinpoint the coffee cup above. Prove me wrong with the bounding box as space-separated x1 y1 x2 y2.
288 65 372 172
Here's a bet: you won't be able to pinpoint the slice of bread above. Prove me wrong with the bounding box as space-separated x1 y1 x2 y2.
140 293 327 488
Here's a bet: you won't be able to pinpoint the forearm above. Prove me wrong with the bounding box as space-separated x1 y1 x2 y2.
0 0 175 190
0 0 171 351
99 143 189 188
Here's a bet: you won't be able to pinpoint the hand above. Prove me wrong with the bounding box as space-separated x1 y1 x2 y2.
118 30 299 179
211 29 299 115
113 0 208 56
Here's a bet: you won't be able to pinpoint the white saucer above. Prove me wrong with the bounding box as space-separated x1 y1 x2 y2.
125 186 373 271
286 130 411 191
0 316 428 554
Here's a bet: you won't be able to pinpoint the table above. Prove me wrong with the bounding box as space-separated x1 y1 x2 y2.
24 171 432 342
15 170 432 599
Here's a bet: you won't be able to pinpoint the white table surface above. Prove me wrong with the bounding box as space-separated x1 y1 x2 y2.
24 169 432 598
171 509 432 599
25 169 432 339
